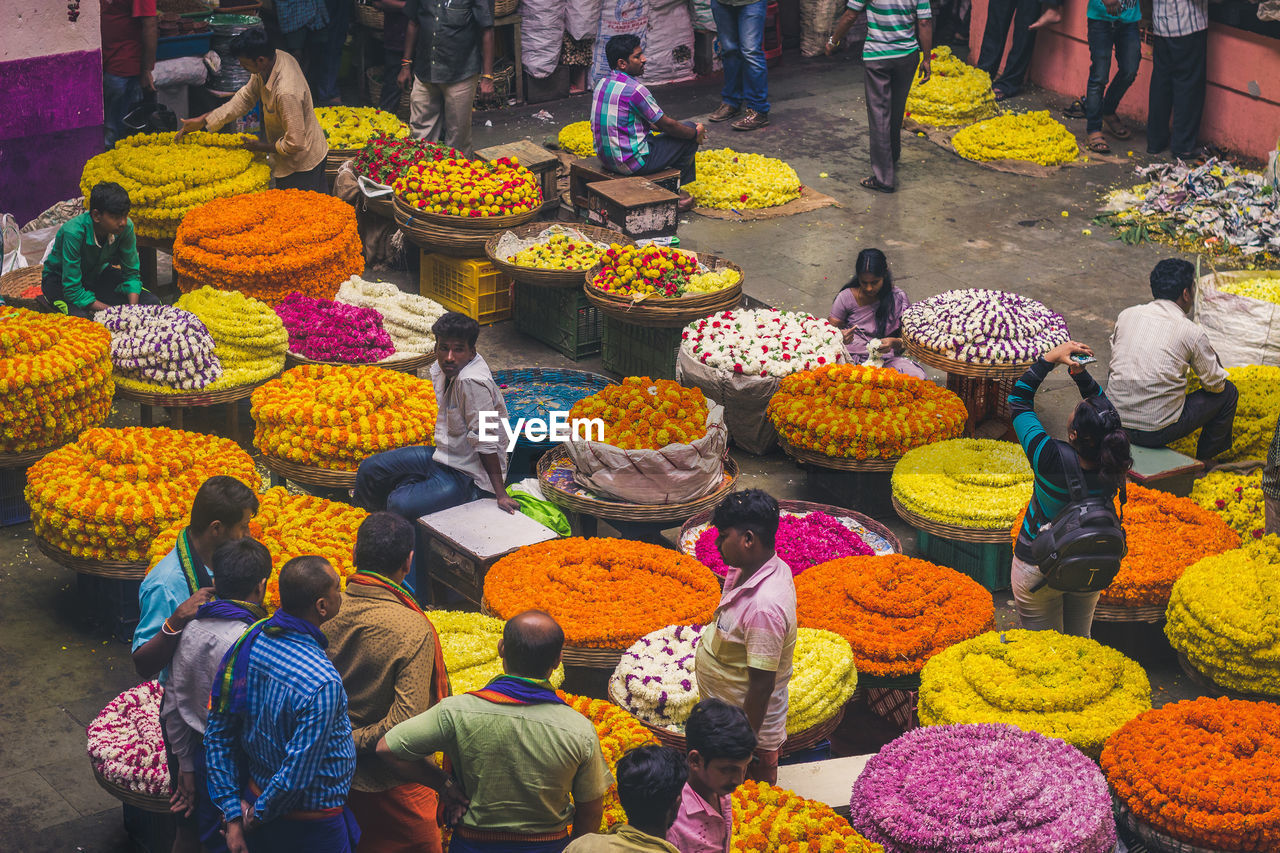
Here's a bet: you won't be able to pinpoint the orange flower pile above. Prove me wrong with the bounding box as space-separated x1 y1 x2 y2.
568 377 709 450
731 782 882 853
484 538 719 648
795 555 994 677
147 487 366 610
1102 697 1280 851
1 308 114 453
561 692 658 829
173 189 363 304
26 427 258 563
768 365 967 460
251 365 436 470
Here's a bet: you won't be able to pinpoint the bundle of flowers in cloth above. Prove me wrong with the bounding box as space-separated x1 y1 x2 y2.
557 121 596 157
1103 697 1280 851
892 438 1033 529
917 628 1151 758
1215 274 1280 305
335 276 445 357
315 106 408 149
682 149 801 210
426 611 565 695
1 308 113 453
175 287 288 389
564 378 727 505
250 365 437 470
275 292 395 364
498 228 613 272
87 681 168 798
147 487 367 610
905 46 999 127
851 723 1117 852
79 131 270 239
677 309 845 455
589 244 741 298
951 110 1079 167
901 288 1070 364
1191 468 1267 540
393 156 541 217
26 427 257 563
172 189 364 304
1172 365 1280 461
767 365 968 461
688 509 878 578
96 304 222 392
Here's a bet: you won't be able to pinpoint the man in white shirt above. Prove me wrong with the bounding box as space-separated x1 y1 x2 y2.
1147 0 1209 158
1107 258 1237 461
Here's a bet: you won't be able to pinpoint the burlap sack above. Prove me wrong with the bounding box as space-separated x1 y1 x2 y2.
1195 270 1280 368
677 350 780 456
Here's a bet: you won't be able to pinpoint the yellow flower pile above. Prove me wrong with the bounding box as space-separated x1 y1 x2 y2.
905 46 998 127
952 111 1079 167
1173 366 1280 461
1244 533 1280 563
1 308 114 454
557 120 596 157
315 106 409 149
250 364 437 470
426 611 566 694
80 131 270 239
1191 469 1267 540
1166 547 1280 697
787 628 860 733
1219 276 1280 305
686 268 743 293
732 782 882 852
507 233 610 271
684 149 800 210
171 287 287 390
919 628 1152 758
26 427 258 563
892 438 1032 529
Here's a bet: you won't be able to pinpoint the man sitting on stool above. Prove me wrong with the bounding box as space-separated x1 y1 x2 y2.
591 34 707 212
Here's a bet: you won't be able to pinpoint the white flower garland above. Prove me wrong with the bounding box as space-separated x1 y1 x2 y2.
86 681 170 796
900 289 1069 364
336 275 447 356
96 304 222 389
681 309 845 378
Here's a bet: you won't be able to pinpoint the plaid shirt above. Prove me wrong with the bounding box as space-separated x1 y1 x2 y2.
275 0 329 34
1265 415 1280 500
591 70 664 174
1151 0 1207 37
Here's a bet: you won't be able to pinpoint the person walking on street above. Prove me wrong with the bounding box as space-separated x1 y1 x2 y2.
1082 0 1141 155
707 0 771 131
1147 0 1209 159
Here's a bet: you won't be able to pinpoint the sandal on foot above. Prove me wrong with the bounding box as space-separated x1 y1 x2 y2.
1062 98 1086 119
993 87 1015 102
1102 115 1131 139
1087 133 1112 154
860 177 895 193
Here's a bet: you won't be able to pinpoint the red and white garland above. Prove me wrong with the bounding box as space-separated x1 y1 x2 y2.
681 309 845 377
86 681 170 796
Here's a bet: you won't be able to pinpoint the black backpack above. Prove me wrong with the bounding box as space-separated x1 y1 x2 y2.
1028 445 1128 593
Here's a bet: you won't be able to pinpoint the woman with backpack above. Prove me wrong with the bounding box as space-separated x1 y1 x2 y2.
1008 340 1133 637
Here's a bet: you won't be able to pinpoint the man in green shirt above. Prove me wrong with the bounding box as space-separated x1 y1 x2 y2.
40 182 158 318
378 610 611 852
565 745 687 853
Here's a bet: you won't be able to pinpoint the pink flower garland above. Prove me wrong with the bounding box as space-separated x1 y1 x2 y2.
694 511 874 577
275 291 395 363
86 681 170 796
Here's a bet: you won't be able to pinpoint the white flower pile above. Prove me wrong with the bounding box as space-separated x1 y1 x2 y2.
86 681 170 796
610 624 704 730
97 304 222 389
336 276 447 357
901 289 1070 364
681 309 845 377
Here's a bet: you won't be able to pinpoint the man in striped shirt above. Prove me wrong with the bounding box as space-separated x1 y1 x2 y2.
1147 0 1209 159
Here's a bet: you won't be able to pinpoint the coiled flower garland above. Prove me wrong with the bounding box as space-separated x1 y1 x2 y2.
275 292 395 364
426 611 566 695
568 377 709 450
952 110 1079 166
86 681 169 797
892 438 1033 528
1172 365 1280 462
175 286 287 389
335 276 445 357
96 304 222 392
315 106 408 149
901 288 1070 364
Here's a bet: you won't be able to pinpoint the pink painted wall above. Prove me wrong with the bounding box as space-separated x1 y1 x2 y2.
968 0 1280 159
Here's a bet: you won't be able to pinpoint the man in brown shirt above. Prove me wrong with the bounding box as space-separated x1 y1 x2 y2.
322 512 451 853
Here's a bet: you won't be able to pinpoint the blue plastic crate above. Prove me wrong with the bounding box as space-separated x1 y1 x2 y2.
157 33 212 61
1 467 30 526
916 529 1011 592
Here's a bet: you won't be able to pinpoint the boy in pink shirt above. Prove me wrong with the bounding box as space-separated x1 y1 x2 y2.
667 700 756 853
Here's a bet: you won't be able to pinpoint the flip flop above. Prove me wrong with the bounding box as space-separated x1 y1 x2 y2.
1061 98 1086 119
1087 134 1112 154
993 88 1015 102
1102 115 1131 139
860 177 895 194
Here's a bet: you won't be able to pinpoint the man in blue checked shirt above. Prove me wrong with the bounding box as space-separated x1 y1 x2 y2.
205 555 357 853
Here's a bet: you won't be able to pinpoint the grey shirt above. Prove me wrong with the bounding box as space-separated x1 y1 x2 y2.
159 617 252 772
405 0 494 85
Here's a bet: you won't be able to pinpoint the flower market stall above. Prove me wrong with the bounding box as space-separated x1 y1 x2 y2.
314 106 409 186
346 135 462 220
87 681 170 811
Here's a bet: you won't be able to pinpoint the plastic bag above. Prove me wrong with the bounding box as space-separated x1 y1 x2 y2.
509 479 572 536
1194 270 1280 368
2 214 29 275
521 0 569 78
566 0 603 40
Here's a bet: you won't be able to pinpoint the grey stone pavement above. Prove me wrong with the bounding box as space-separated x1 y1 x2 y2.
1 49 1204 851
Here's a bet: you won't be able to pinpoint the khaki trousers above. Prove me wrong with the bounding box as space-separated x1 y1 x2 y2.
409 74 479 155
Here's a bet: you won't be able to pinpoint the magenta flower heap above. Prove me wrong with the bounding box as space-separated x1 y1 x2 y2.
275 291 395 363
693 510 875 578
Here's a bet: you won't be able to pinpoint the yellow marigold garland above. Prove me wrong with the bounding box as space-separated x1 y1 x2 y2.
683 148 801 210
731 782 883 852
562 693 659 829
315 106 408 149
425 611 565 695
1172 365 1280 462
786 628 860 733
568 377 709 450
905 46 998 127
952 111 1079 167
175 287 288 390
557 121 596 157
1190 469 1267 540
891 438 1032 528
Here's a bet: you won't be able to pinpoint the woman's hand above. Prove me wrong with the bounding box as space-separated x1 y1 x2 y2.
879 336 901 351
1042 340 1093 367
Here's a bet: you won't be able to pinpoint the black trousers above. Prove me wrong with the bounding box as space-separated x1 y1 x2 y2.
1146 29 1207 156
1125 382 1238 461
637 123 700 186
41 267 160 318
977 0 1060 96
275 159 329 193
864 51 919 188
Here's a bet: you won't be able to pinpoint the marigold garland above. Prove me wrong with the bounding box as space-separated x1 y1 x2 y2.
483 538 719 649
425 611 565 695
683 148 801 210
568 377 709 450
768 365 967 460
1190 469 1267 540
561 692 659 829
905 46 998 127
1172 365 1280 462
892 438 1033 529
952 110 1079 167
26 427 258 563
731 781 882 852
795 555 994 677
314 106 408 149
173 189 364 305
1101 697 1280 852
250 365 436 470
557 121 596 157
0 308 114 453
175 286 287 390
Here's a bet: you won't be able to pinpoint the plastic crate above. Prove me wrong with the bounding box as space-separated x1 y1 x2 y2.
513 286 602 361
1 467 31 526
601 317 682 380
916 529 1011 592
157 33 213 61
420 253 513 325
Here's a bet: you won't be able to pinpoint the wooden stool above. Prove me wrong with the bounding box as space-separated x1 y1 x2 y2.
474 139 559 212
585 177 679 240
569 157 682 208
1127 446 1204 497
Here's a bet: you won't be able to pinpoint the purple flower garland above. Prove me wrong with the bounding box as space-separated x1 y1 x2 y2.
275 292 395 363
694 511 874 577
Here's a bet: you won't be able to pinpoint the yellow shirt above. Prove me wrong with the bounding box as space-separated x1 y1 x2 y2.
566 825 681 853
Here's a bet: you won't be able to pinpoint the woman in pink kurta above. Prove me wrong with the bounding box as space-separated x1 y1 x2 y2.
827 248 926 379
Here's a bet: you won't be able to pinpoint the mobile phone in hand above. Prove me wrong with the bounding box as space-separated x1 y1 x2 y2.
1070 353 1097 366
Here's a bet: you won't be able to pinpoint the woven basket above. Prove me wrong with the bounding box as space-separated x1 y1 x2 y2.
1093 601 1168 623
904 338 1036 379
0 264 43 309
561 644 626 670
408 205 542 232
354 1 383 29
260 454 358 489
92 764 171 813
1175 651 1280 702
778 438 900 472
364 68 411 114
491 367 617 449
858 671 924 691
485 224 635 289
113 375 275 408
494 0 518 16
0 445 59 469
395 196 518 256
890 495 1014 544
285 350 434 374
325 147 361 181
35 535 148 580
1112 795 1226 853
679 499 902 559
584 256 744 328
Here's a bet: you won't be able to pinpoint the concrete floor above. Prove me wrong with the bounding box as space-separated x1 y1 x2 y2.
2 50 1205 852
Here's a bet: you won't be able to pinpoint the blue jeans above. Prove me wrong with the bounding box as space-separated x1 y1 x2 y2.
711 0 769 113
103 72 142 148
1085 19 1140 134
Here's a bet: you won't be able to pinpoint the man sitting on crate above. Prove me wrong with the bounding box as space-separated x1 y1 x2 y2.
354 311 517 596
591 34 707 212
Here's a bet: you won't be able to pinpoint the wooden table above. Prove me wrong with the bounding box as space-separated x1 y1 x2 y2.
116 375 274 444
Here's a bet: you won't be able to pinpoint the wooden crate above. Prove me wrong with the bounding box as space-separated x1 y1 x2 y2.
475 139 560 212
570 158 681 208
586 177 679 240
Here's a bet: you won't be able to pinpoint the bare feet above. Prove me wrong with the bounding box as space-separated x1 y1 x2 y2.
1029 6 1062 29
678 192 696 212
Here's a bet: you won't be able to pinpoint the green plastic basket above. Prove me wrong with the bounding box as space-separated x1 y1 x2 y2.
513 286 602 361
601 317 682 380
916 529 1012 592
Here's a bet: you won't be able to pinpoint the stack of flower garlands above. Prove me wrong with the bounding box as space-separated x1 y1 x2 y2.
905 46 998 127
1 308 113 453
392 156 541 217
275 292 395 364
250 365 436 470
795 555 994 678
1102 697 1280 851
26 427 257 563
350 136 463 186
767 365 968 460
173 189 364 304
852 723 1117 853
483 539 719 649
683 149 801 210
97 304 222 392
1191 469 1267 540
951 110 1079 166
175 287 288 389
147 488 366 611
87 681 168 797
314 106 408 149
892 438 1033 529
79 131 270 239
336 276 445 356
589 244 740 298
692 510 874 578
1172 365 1280 462
558 121 597 157
426 611 566 695
901 289 1070 364
568 377 709 450
681 309 845 377
918 629 1151 757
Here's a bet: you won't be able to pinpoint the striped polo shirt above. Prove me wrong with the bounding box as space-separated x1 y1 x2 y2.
847 0 932 61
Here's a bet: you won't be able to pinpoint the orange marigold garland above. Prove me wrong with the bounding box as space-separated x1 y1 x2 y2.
768 365 967 460
1 308 114 453
795 555 994 677
1102 697 1280 852
560 692 658 829
568 377 709 449
251 365 437 470
173 189 363 305
484 538 719 649
26 427 258 563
